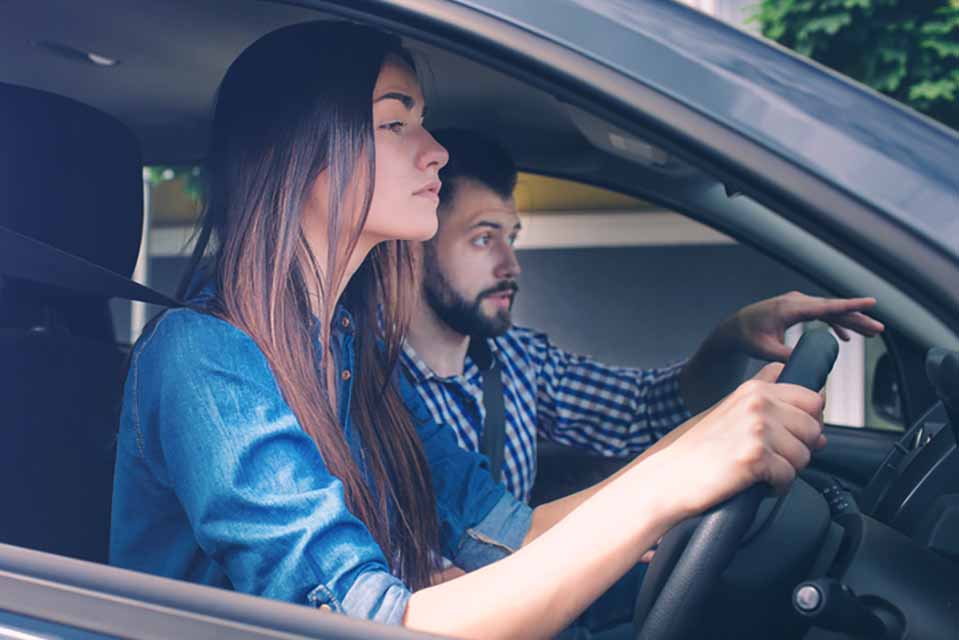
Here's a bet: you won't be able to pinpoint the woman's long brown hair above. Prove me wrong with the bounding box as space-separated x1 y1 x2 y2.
179 22 440 590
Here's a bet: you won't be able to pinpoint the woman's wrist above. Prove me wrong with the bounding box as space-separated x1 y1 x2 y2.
601 453 693 544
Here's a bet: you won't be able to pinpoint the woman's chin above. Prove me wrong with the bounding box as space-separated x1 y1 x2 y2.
412 223 439 242
364 217 438 244
400 210 439 242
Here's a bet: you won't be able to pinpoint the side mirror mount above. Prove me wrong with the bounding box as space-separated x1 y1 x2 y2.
871 352 904 426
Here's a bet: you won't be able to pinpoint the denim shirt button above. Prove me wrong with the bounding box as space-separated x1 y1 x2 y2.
319 604 332 612
341 369 352 381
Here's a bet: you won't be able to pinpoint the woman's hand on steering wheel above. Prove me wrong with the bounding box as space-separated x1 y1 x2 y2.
659 362 827 520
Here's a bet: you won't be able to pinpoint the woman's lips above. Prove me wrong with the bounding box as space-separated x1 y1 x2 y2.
413 180 441 204
414 190 439 204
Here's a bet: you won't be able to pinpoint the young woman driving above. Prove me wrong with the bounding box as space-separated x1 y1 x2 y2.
110 21 826 640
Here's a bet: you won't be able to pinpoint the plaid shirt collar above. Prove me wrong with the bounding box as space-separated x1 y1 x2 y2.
401 338 501 385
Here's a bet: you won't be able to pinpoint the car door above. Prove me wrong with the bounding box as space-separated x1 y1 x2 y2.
0 541 438 640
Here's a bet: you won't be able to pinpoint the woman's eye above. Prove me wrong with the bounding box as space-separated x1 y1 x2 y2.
381 121 406 134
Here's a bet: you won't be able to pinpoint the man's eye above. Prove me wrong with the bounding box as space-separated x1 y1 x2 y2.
471 234 491 247
508 234 519 246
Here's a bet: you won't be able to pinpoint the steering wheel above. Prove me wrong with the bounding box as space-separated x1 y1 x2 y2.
633 329 840 640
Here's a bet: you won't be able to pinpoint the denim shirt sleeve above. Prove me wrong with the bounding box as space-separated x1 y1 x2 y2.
396 370 532 570
130 309 410 624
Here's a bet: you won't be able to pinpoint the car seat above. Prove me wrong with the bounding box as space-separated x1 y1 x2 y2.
0 82 144 563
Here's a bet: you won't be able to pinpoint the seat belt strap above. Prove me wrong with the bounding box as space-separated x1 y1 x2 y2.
0 224 181 307
468 337 507 484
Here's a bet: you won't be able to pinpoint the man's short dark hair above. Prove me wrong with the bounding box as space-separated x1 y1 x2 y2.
432 128 517 213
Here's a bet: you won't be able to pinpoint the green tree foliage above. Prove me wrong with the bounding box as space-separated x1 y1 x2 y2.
752 0 959 130
144 165 205 201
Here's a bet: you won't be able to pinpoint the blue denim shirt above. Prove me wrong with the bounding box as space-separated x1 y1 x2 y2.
110 304 532 625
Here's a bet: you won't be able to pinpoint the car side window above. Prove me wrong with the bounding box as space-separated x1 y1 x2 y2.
119 171 911 434
505 175 910 435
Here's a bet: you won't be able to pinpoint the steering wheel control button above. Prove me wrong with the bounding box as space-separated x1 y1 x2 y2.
795 585 821 612
822 481 860 517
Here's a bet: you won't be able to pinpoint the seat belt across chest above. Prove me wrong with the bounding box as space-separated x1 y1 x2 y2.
468 337 507 484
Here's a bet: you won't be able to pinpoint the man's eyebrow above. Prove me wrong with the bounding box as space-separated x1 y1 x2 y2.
470 220 522 232
469 220 503 231
373 91 416 110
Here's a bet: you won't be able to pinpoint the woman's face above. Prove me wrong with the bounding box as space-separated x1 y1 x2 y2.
363 54 448 243
302 53 447 266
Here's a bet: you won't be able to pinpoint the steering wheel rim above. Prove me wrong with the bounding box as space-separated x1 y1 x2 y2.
633 329 839 640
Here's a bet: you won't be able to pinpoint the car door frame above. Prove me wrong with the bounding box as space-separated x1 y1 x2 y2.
0 543 441 640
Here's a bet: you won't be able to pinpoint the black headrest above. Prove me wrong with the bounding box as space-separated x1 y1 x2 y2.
0 82 143 278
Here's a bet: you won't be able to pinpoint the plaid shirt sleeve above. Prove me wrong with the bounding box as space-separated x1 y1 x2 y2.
522 328 693 456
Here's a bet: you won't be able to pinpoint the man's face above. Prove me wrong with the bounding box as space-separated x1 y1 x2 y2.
422 178 522 338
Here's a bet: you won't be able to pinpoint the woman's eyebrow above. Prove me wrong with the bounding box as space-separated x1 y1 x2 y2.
373 91 416 110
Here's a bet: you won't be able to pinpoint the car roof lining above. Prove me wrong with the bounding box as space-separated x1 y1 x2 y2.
1 1 694 180
3 0 955 350
1 0 596 170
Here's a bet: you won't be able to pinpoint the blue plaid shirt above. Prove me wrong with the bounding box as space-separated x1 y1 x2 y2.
401 327 692 503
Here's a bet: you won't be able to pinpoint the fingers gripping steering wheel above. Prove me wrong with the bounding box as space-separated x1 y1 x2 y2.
633 329 839 640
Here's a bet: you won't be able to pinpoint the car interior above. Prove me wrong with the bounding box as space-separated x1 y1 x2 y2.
1 1 957 639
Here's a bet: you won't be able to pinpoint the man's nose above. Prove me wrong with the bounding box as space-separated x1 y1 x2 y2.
494 244 521 280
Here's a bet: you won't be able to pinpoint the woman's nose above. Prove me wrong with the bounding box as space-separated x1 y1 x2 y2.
419 131 449 174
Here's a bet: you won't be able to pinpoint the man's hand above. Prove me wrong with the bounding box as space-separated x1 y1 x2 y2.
680 291 882 414
723 291 884 362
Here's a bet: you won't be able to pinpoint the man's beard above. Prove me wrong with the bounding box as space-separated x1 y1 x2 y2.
422 249 518 338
